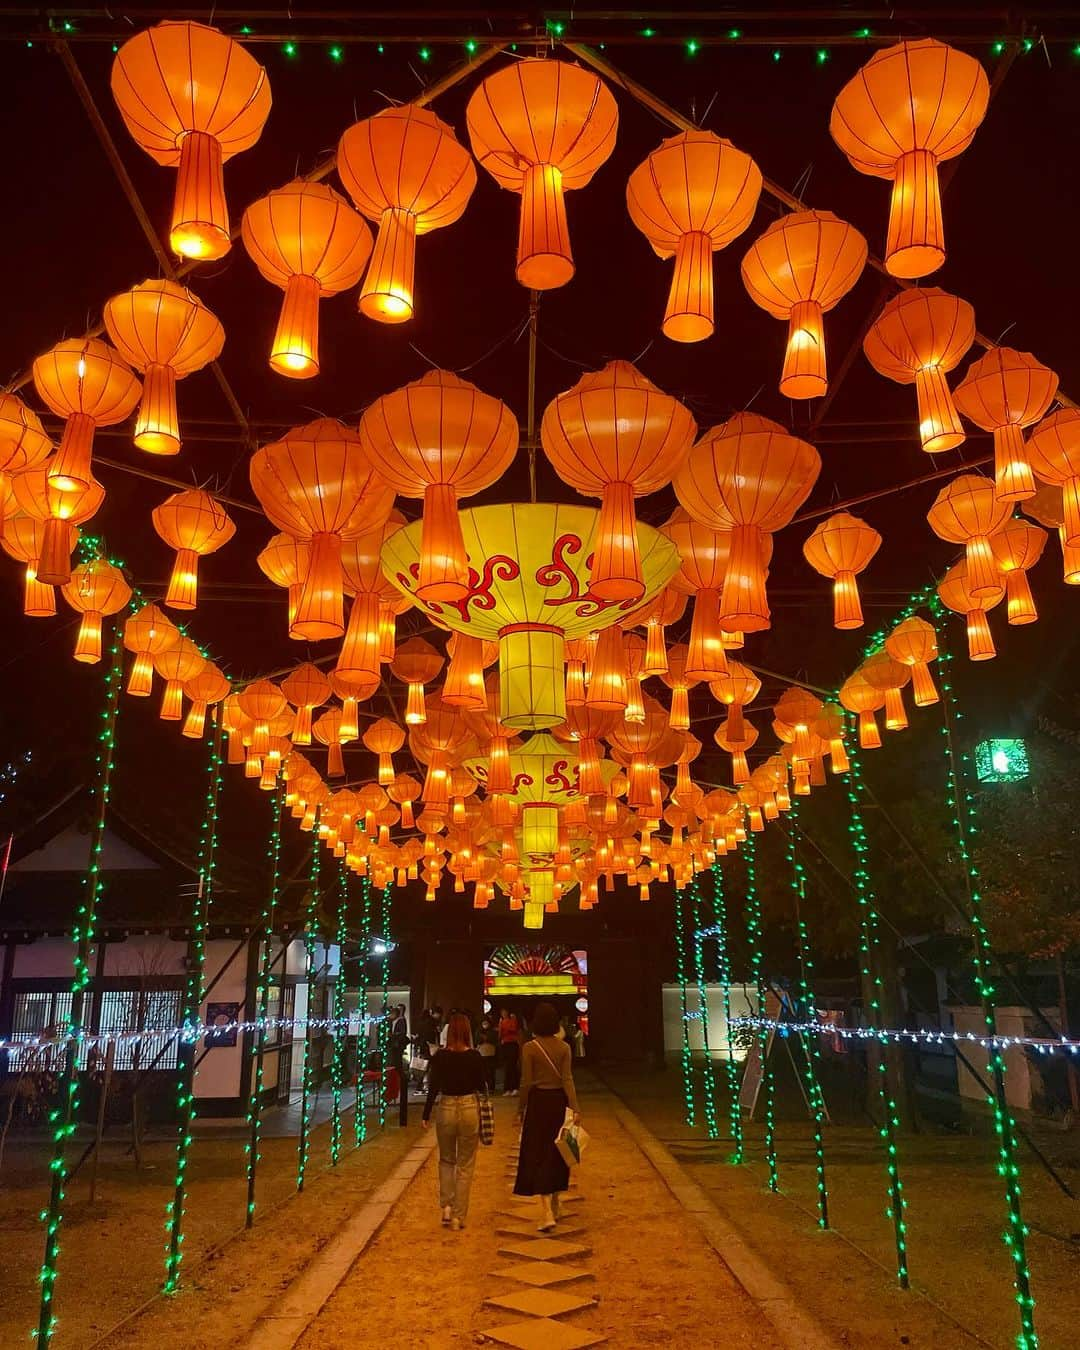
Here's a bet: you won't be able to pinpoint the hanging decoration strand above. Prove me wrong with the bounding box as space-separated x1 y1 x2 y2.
35 628 124 1345
354 876 371 1146
689 873 719 1139
164 712 224 1290
936 617 1038 1349
244 782 283 1227
377 884 391 1131
709 861 743 1162
329 861 348 1165
673 884 696 1127
743 832 778 1192
296 812 322 1192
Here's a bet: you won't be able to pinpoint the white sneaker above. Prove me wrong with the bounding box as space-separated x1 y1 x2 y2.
441 1206 452 1226
450 1217 464 1232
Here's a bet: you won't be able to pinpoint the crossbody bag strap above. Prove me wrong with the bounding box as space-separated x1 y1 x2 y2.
532 1038 561 1077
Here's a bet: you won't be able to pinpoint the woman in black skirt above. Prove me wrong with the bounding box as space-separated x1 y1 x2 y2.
513 1001 581 1232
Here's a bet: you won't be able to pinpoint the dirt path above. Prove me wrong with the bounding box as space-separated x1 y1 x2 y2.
298 1077 779 1348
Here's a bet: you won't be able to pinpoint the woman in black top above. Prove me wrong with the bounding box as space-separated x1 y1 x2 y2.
422 1012 487 1230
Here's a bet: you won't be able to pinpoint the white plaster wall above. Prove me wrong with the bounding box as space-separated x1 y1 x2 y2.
662 982 757 1060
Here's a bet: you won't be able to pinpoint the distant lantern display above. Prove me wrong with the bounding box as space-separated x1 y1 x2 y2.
541 362 696 602
467 59 618 290
830 38 989 278
34 339 141 496
627 129 761 342
740 210 867 398
863 287 975 453
151 488 236 610
953 348 1059 503
674 413 820 632
111 20 271 260
249 418 395 641
802 511 881 629
242 180 373 377
103 280 224 454
358 371 517 603
337 105 476 323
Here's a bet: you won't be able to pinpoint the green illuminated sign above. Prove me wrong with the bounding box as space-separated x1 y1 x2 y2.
974 738 1029 783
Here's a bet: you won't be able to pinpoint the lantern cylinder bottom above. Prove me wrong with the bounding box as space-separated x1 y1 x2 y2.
170 131 231 261
294 531 345 641
780 300 827 400
517 164 573 291
663 231 713 343
417 482 470 602
992 425 1036 503
523 901 545 930
685 588 728 680
720 524 771 632
271 273 321 378
591 480 644 603
74 611 102 663
360 207 416 323
915 365 965 453
50 412 96 496
337 589 381 682
885 149 944 280
135 364 181 454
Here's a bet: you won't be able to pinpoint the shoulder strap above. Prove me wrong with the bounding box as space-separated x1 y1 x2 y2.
533 1038 560 1075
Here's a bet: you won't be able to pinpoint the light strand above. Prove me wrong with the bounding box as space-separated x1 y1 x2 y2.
356 877 372 1145
672 884 696 1127
742 832 778 1192
709 861 743 1162
377 883 391 1131
296 808 322 1192
689 873 719 1139
329 861 348 1165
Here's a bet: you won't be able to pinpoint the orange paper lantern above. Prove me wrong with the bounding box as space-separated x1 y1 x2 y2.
182 663 230 738
884 616 940 706
12 464 105 586
339 510 407 682
151 488 235 610
830 39 989 278
990 518 1047 625
839 671 885 748
153 636 205 721
34 339 140 496
953 349 1058 503
927 475 1009 598
123 602 179 696
0 394 51 536
363 718 407 786
802 511 881 629
709 660 761 746
391 637 445 725
280 662 331 745
111 21 271 260
1026 407 1080 547
740 210 867 398
60 559 132 663
626 129 761 342
937 559 1005 661
467 59 618 290
257 532 310 636
242 180 372 377
1 515 68 616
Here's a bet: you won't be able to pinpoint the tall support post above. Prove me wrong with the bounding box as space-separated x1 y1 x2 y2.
937 628 1037 1348
164 714 224 1288
329 862 348 1165
845 741 910 1287
296 813 322 1192
688 873 719 1139
742 833 778 1191
673 885 696 1127
244 784 283 1227
377 884 391 1131
709 862 743 1162
35 631 123 1344
785 808 829 1229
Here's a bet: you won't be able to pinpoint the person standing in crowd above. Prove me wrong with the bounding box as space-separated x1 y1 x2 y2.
422 1012 487 1231
476 1013 498 1094
514 1001 581 1232
388 1003 410 1126
499 1006 522 1095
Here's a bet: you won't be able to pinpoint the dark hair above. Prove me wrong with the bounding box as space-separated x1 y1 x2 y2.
532 1002 560 1037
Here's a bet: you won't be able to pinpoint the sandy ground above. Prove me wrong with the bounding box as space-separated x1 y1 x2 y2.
0 1113 419 1349
297 1075 779 1349
604 1064 1080 1350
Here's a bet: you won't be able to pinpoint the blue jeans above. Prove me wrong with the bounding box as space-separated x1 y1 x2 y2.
435 1093 480 1221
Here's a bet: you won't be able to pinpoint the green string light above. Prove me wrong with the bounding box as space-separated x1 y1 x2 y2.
35 630 123 1344
163 714 223 1291
686 38 700 56
785 806 829 1229
244 784 283 1226
329 864 348 1164
709 862 743 1163
296 813 322 1192
328 45 344 62
689 874 719 1139
356 878 373 1145
845 738 910 1287
673 884 696 1127
347 870 365 1150
743 833 778 1192
377 884 391 1131
935 615 1038 1349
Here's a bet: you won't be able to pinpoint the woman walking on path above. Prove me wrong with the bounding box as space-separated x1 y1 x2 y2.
422 1012 487 1231
513 1001 581 1232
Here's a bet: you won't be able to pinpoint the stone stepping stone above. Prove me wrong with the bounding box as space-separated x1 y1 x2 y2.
483 1318 606 1350
490 1261 593 1288
498 1238 591 1262
496 1222 586 1240
485 1289 595 1319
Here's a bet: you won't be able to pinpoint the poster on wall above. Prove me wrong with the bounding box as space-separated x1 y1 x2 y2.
204 1001 240 1048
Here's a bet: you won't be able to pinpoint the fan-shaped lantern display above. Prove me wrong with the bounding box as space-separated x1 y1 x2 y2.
123 603 179 696
250 418 395 640
541 363 695 603
0 394 51 534
937 559 1005 661
151 488 235 610
674 413 820 632
839 670 885 748
830 39 989 278
1026 407 1080 547
242 180 373 377
863 288 975 453
990 518 1047 625
153 636 205 721
381 503 679 731
182 664 230 739
103 280 224 454
391 636 445 725
467 59 618 290
884 616 940 706
111 21 271 260
60 559 132 663
927 475 1009 598
337 105 476 322
359 371 517 602
238 678 288 756
626 130 762 342
740 210 867 398
34 339 141 496
953 349 1059 503
280 662 331 745
709 660 761 746
12 464 105 586
802 511 881 628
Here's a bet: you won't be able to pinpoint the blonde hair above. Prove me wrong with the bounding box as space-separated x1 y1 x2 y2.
445 1012 473 1051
